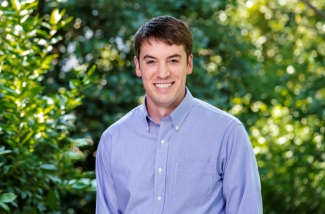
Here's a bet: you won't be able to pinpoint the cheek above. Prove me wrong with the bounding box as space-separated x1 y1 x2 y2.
142 67 157 79
141 71 153 83
170 64 186 75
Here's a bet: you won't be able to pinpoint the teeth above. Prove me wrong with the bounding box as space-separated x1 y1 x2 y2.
155 83 173 89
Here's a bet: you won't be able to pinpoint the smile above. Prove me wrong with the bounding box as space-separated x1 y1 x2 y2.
154 82 174 89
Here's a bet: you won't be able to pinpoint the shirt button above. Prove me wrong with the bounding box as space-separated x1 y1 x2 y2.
176 126 179 130
158 196 161 201
161 140 165 144
158 168 162 173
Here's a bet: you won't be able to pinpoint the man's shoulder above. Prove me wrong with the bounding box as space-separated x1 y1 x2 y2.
101 105 143 138
193 98 242 125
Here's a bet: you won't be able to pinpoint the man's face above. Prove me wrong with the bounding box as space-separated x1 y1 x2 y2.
134 39 193 109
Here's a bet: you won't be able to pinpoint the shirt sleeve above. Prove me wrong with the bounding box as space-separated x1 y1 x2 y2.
96 133 121 214
222 124 263 214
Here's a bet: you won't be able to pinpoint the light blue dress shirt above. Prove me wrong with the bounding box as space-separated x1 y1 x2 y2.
96 88 263 214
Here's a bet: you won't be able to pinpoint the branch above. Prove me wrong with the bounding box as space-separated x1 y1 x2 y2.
299 0 325 19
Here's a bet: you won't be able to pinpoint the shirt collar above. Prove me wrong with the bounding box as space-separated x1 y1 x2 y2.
170 87 194 132
139 95 150 131
140 87 194 132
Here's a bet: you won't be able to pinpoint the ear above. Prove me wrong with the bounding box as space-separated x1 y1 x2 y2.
134 56 142 77
186 54 193 75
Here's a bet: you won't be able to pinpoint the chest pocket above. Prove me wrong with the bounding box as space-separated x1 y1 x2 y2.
173 162 213 204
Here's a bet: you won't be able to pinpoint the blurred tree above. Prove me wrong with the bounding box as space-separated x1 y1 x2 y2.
1 0 324 213
229 1 325 213
38 0 325 213
0 0 95 213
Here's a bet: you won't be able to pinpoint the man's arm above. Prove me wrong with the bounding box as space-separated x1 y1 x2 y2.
96 133 121 214
222 124 263 214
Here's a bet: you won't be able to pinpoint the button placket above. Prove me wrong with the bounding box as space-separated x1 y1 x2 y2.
154 118 172 214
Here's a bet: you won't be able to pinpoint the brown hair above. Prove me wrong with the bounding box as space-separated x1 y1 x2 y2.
134 16 193 63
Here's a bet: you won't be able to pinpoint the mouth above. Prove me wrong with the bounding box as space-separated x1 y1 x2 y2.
154 82 175 89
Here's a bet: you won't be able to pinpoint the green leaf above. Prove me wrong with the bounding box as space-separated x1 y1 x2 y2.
41 22 52 29
0 86 17 94
47 190 57 210
21 1 38 11
0 54 7 61
80 84 93 91
41 54 58 69
40 164 57 170
22 86 45 98
21 192 26 200
43 105 55 115
61 114 76 121
1 11 15 15
3 166 11 174
56 125 69 130
36 29 49 38
64 16 73 24
10 0 21 11
0 202 10 212
23 206 38 214
37 39 47 46
71 182 88 190
21 131 34 145
87 65 96 78
50 35 63 45
48 175 62 183
0 193 17 203
5 139 18 150
10 201 18 208
37 202 46 212
50 9 61 25
2 101 17 109
64 151 84 160
69 79 81 89
0 124 17 132
0 150 12 156
59 8 66 18
72 138 89 147
2 112 18 123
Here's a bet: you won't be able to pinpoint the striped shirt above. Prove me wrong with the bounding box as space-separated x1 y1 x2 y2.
96 88 263 214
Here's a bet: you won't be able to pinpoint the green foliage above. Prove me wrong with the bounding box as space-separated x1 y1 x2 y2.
0 192 17 212
1 0 325 213
0 0 95 212
44 0 323 213
229 1 325 213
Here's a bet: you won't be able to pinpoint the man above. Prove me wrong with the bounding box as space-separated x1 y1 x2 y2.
96 16 262 214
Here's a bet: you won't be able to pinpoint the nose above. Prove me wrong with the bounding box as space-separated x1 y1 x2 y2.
157 63 170 79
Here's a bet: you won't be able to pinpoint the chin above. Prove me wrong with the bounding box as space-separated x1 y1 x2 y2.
151 95 174 105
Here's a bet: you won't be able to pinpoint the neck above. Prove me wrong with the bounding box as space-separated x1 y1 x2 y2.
146 88 186 124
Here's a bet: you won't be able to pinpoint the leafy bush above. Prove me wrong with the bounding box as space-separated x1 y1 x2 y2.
0 0 96 213
1 0 325 213
46 0 325 213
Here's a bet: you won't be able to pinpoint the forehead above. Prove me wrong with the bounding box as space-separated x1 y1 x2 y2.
139 39 186 58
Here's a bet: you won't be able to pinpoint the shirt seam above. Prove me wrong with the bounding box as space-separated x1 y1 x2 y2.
193 100 242 126
175 100 195 129
220 122 241 182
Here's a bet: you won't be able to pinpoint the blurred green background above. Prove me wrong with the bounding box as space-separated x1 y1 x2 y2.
0 0 325 213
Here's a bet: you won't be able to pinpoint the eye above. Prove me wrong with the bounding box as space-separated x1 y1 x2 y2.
147 60 155 64
170 59 179 63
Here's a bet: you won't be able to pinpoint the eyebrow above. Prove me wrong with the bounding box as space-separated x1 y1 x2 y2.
143 54 182 60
